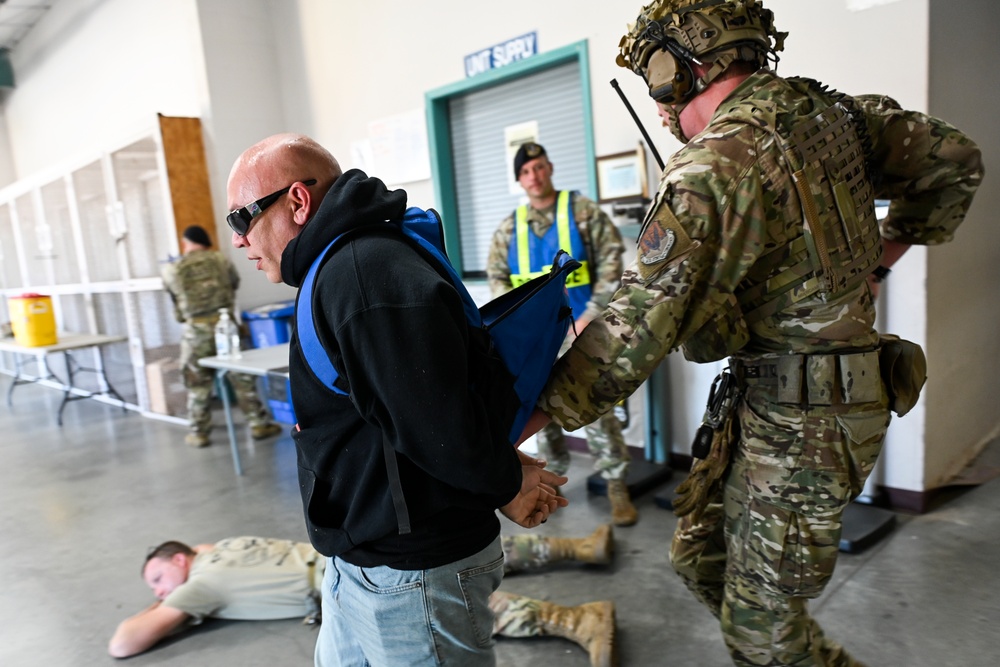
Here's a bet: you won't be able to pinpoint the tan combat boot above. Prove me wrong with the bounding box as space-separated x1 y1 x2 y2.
536 599 618 667
606 479 638 526
251 422 282 440
185 432 210 448
547 524 614 566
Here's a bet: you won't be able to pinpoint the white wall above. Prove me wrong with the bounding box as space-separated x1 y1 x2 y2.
922 0 1000 488
4 0 209 175
2 0 996 495
0 104 13 185
195 0 307 308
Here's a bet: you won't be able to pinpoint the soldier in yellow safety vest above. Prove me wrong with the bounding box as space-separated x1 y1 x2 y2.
487 142 638 526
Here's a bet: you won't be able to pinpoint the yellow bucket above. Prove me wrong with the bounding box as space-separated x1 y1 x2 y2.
8 293 58 347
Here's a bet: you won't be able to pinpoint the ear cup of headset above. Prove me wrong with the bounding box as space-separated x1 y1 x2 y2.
644 47 695 105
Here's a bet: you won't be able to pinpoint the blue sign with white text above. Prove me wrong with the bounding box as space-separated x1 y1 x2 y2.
464 32 538 78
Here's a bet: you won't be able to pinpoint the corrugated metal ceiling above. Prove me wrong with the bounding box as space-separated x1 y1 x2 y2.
0 0 52 53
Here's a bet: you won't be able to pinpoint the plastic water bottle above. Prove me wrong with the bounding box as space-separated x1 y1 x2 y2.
214 308 242 359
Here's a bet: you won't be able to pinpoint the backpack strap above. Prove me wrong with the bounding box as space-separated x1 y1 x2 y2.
296 233 351 395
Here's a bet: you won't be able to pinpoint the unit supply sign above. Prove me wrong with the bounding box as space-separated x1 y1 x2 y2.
464 32 538 78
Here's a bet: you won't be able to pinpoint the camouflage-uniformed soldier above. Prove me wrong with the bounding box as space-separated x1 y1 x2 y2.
162 225 280 448
487 142 638 526
523 1 984 665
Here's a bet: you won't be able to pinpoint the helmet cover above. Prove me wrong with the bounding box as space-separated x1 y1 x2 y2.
618 0 786 107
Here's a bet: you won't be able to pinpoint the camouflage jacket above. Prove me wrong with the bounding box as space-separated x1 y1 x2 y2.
162 249 239 322
486 192 625 322
539 70 983 429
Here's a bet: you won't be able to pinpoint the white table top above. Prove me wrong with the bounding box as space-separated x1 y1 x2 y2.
198 343 290 377
0 332 128 355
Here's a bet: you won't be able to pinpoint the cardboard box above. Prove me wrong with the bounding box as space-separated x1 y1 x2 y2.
146 357 186 416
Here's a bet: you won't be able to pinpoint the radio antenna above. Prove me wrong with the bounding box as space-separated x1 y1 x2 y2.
610 79 664 171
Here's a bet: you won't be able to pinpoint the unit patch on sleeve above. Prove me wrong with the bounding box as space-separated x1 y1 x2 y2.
638 202 694 267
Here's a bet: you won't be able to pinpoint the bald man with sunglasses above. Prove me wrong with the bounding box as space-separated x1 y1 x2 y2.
225 134 569 666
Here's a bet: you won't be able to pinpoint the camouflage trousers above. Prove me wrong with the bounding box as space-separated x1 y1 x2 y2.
180 322 269 435
489 590 548 637
670 388 890 666
536 411 630 480
501 533 553 573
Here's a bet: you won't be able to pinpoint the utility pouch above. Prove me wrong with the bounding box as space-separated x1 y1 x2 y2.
674 369 741 520
878 334 927 417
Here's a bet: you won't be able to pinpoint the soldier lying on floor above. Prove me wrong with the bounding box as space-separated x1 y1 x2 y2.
109 528 618 666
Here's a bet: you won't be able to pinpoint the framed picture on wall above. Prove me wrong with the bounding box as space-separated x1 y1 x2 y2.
595 145 648 202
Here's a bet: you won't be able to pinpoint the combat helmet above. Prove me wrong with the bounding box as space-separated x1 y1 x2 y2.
618 0 786 140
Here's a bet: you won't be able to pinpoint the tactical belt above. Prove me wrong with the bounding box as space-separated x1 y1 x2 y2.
733 349 880 406
189 313 221 324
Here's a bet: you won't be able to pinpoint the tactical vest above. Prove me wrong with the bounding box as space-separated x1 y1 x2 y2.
170 251 235 319
684 77 883 362
508 190 592 319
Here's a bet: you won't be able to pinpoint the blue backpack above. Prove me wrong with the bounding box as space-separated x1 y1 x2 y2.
296 206 579 443
295 207 579 534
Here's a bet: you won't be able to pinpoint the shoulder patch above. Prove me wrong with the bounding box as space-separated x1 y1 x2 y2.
638 203 694 267
640 226 675 264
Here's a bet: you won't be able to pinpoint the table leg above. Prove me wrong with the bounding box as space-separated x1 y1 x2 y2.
93 346 127 413
215 369 243 476
7 354 56 406
6 355 22 406
55 349 130 426
55 354 73 427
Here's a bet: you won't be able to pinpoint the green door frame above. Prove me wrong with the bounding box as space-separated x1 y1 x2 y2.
424 40 596 276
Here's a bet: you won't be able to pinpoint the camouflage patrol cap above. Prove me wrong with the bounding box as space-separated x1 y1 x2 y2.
513 142 547 178
618 0 786 106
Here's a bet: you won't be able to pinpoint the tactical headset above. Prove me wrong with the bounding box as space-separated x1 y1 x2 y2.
618 0 786 107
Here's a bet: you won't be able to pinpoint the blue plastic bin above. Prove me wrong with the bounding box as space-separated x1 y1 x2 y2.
266 370 296 425
242 299 295 349
243 299 297 423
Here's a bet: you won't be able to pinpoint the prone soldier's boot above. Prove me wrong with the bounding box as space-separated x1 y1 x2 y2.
536 599 618 667
606 478 638 527
547 524 614 566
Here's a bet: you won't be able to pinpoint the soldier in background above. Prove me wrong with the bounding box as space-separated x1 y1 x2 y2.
519 1 984 665
162 225 280 448
487 142 638 527
109 528 617 666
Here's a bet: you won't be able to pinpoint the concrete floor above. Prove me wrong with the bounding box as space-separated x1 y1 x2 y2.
1 383 999 667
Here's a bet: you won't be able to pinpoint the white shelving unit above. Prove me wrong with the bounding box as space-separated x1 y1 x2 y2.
0 115 218 419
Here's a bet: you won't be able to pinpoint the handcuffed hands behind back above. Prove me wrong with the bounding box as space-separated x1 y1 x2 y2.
500 450 568 528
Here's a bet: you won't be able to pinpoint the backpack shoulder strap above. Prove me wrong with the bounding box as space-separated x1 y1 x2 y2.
296 233 351 395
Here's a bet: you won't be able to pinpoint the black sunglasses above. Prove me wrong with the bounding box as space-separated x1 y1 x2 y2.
227 179 317 236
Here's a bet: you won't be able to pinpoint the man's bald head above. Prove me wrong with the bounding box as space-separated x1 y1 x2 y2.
228 133 343 283
228 133 342 205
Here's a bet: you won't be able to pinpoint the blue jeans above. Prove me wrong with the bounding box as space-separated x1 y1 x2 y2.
314 536 504 667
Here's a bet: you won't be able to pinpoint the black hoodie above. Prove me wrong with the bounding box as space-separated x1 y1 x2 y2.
282 170 522 569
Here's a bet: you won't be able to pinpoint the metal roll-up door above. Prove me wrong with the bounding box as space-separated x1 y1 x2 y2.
449 60 588 276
